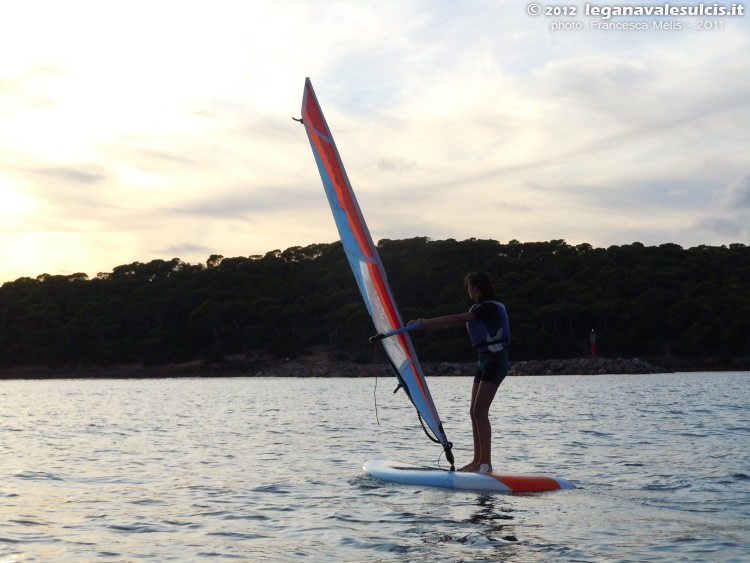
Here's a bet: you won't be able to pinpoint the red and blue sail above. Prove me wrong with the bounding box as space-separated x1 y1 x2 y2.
300 78 454 468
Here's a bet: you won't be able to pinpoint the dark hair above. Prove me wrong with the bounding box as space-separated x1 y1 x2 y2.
464 271 494 298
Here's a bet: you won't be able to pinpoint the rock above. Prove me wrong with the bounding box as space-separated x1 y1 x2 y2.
506 357 666 376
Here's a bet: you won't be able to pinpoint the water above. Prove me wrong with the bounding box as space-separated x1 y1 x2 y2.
1 372 748 561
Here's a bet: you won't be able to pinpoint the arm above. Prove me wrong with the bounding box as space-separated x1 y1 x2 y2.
409 311 476 331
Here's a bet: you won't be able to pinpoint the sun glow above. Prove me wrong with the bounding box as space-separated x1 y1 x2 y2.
2 179 34 218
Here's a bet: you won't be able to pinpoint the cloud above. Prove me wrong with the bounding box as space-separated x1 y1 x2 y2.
375 158 418 174
32 166 107 185
0 66 62 117
2 0 750 283
170 187 324 219
695 216 748 238
724 176 750 209
154 243 215 258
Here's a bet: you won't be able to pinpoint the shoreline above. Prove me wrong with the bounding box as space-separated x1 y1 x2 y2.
1 356 748 380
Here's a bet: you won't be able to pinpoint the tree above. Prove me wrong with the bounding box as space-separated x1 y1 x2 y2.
1 239 748 369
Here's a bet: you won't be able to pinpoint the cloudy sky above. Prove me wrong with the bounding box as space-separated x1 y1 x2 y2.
2 0 749 283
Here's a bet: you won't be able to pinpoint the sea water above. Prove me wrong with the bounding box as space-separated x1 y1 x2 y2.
1 372 748 561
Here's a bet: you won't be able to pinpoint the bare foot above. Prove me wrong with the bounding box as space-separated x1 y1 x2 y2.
459 462 480 472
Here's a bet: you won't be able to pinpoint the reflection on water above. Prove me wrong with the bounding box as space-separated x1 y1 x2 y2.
1 372 748 561
466 495 517 544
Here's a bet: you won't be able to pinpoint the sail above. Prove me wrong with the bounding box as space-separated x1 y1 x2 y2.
300 78 454 467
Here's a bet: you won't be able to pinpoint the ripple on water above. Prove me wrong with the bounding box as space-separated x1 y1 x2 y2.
14 471 66 481
1 373 749 562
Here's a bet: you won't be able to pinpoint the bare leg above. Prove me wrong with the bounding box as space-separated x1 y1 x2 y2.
459 381 499 471
472 381 499 470
459 382 481 471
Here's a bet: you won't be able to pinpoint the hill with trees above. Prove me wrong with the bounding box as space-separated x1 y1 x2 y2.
1 238 748 370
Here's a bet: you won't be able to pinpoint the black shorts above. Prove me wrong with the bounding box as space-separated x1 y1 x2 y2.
474 353 509 386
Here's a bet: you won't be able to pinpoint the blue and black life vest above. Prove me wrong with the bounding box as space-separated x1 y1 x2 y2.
466 300 510 353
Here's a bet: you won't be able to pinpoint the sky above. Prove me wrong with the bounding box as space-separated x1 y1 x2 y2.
2 0 749 283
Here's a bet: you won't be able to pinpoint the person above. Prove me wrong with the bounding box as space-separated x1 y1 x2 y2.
409 272 509 473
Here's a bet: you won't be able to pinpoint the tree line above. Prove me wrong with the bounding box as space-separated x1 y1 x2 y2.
1 238 748 368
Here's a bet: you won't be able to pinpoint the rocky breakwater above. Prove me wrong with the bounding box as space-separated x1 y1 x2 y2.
254 356 665 377
508 357 665 375
414 357 664 376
